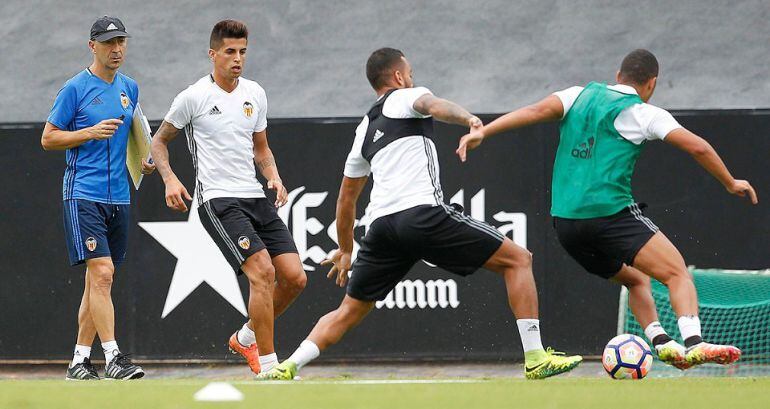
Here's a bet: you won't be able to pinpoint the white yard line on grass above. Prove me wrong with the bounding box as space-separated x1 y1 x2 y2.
41 379 488 387
235 379 486 385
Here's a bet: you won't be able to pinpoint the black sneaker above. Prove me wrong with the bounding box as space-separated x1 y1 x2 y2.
66 358 100 380
104 353 145 380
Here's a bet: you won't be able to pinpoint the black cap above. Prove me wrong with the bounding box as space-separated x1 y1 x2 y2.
90 16 130 42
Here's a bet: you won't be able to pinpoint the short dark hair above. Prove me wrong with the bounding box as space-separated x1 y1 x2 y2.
619 49 659 85
366 48 405 89
210 19 248 50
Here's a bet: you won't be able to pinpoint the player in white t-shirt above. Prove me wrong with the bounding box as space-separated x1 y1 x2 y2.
457 49 757 369
150 20 306 376
257 48 582 381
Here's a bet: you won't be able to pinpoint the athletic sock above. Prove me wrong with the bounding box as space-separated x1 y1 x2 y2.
516 319 545 354
102 341 120 363
684 335 703 348
644 321 673 347
258 353 279 372
652 334 675 348
70 345 91 368
287 340 320 369
237 323 256 346
677 315 703 348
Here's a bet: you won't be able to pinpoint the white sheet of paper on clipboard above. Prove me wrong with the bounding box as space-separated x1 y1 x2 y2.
126 103 153 190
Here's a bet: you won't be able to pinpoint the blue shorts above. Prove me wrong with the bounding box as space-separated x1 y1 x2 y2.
63 199 130 266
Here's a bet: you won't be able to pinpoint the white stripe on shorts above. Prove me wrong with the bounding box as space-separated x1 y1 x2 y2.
630 203 658 232
441 204 504 242
203 201 245 263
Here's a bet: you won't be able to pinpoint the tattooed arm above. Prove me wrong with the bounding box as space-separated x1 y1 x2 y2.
253 130 288 207
412 94 482 129
151 120 192 212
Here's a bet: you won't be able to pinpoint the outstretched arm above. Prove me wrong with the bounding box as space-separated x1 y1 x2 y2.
456 94 564 162
413 94 483 129
151 121 192 212
253 130 287 207
665 128 757 204
321 176 369 287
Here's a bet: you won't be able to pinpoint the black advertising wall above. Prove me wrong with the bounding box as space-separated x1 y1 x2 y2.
1 111 768 361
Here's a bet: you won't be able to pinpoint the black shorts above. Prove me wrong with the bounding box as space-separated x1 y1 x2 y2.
198 197 298 274
553 203 659 279
347 204 504 301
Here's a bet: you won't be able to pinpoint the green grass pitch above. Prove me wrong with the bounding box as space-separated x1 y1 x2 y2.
1 378 768 409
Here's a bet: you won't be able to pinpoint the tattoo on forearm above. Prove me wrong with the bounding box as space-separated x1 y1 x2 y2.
257 156 276 171
436 100 473 127
151 121 180 179
447 103 472 124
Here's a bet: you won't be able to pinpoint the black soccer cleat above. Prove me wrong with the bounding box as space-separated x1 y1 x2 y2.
66 358 100 381
104 353 145 380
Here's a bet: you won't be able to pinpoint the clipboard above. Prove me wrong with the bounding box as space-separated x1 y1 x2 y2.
126 103 153 190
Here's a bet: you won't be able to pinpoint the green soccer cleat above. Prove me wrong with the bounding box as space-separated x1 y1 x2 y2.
255 361 297 381
655 340 692 370
524 347 583 380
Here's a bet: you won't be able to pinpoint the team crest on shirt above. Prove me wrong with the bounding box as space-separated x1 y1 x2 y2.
243 101 254 118
85 237 97 252
120 92 129 109
238 236 250 249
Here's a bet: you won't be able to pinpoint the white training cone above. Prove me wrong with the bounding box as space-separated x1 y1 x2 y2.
194 382 244 402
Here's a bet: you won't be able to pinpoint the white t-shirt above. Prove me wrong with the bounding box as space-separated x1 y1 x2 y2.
553 84 683 144
164 75 268 205
344 86 442 222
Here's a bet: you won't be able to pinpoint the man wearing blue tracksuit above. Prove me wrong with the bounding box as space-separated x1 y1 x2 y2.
42 16 153 381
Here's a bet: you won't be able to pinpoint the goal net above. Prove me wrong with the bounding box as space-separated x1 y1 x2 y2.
618 268 770 363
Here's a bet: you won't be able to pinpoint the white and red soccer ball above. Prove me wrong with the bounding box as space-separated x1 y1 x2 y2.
603 334 653 380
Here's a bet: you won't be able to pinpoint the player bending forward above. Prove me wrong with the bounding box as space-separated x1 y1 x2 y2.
457 49 757 369
257 48 582 381
151 20 306 375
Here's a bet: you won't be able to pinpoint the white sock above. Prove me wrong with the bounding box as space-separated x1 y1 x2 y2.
644 321 668 344
102 341 120 363
237 323 256 346
258 353 279 372
70 345 91 368
287 340 320 369
516 319 545 353
677 315 702 342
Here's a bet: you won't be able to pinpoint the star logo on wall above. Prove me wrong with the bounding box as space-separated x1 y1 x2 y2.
139 194 247 318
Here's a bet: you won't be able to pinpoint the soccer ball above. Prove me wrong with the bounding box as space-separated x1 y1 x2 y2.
602 334 653 380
